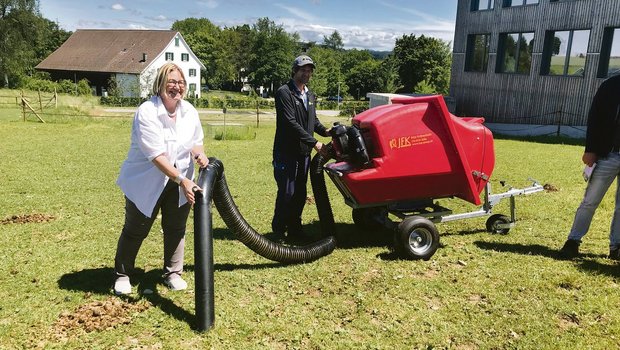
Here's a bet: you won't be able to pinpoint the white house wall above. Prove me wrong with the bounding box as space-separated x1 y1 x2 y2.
139 33 205 98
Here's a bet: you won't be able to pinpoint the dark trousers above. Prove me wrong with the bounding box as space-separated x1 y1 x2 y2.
114 180 191 280
271 153 310 235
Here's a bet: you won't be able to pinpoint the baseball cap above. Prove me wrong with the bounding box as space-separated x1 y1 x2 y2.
293 55 315 69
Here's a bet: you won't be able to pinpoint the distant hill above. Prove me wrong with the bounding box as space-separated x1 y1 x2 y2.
369 50 392 59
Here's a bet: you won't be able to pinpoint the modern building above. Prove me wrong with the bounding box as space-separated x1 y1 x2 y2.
36 29 206 98
450 0 620 136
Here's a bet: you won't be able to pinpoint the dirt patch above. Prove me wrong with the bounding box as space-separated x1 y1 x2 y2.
543 183 559 192
53 297 150 336
1 213 55 225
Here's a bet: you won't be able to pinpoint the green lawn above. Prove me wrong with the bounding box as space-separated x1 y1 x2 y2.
1 93 619 349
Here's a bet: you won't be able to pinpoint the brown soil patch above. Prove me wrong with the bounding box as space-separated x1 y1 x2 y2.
543 183 558 192
54 297 150 336
1 213 55 225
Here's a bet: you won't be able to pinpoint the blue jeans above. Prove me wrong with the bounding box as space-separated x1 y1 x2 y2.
568 152 620 248
271 152 310 234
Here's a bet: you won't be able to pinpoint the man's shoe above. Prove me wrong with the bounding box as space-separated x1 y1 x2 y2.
609 247 620 260
558 239 581 259
164 276 188 291
113 277 132 295
286 229 315 243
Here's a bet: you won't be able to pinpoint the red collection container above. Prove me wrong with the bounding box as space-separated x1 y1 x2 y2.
326 95 495 206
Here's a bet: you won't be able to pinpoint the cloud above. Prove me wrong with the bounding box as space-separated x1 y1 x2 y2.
275 18 453 51
197 0 219 9
274 4 316 22
111 3 125 11
378 1 448 24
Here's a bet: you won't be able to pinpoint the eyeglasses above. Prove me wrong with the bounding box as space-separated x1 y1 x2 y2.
166 79 186 86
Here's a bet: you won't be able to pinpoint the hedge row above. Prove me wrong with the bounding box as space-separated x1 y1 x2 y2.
20 77 92 95
100 95 370 115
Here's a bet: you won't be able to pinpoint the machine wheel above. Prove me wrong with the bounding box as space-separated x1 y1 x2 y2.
394 216 439 260
352 207 387 231
486 214 511 234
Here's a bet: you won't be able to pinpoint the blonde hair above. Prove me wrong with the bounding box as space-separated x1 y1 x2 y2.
152 62 187 97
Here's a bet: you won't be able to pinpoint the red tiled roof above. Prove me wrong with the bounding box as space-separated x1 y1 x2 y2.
35 29 178 74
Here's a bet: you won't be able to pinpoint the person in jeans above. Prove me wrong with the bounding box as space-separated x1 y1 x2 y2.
271 54 329 240
113 62 209 295
559 74 620 259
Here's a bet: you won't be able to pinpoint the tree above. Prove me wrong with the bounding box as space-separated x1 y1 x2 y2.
392 34 452 95
0 0 70 88
340 49 374 74
306 46 347 98
247 17 299 94
323 31 344 51
345 59 382 100
172 18 223 88
377 56 402 93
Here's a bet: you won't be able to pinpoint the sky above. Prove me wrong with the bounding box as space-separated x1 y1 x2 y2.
39 0 458 52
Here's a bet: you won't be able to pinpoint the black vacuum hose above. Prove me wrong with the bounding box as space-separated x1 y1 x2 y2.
196 157 337 264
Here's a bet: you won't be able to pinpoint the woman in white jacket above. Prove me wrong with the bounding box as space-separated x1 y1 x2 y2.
113 62 209 295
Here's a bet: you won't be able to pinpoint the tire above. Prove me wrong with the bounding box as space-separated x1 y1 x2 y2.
486 214 511 234
352 207 387 231
394 216 439 260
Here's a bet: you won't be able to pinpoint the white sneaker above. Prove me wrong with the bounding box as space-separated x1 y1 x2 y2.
164 276 188 291
113 278 132 295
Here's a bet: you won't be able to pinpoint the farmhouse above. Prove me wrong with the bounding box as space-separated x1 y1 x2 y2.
450 0 620 136
35 29 206 98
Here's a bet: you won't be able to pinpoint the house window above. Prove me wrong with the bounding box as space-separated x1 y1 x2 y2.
175 37 180 47
599 27 620 77
465 34 490 72
541 29 590 76
165 52 174 61
503 0 538 6
189 83 196 92
471 0 493 11
189 69 196 77
181 53 189 62
497 32 535 74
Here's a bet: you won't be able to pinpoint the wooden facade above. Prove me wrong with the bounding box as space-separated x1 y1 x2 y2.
450 0 620 127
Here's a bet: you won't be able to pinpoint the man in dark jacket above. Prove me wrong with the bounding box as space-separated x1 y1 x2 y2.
560 74 620 259
271 54 329 239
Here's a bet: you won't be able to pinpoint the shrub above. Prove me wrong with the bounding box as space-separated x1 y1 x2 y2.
19 77 92 95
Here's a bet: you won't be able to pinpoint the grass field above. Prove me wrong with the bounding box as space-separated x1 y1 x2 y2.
1 91 620 349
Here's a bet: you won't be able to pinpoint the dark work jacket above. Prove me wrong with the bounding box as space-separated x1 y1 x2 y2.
273 80 328 157
585 74 620 157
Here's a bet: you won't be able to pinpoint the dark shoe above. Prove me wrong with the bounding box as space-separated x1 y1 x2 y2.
558 239 581 259
286 229 315 243
267 230 286 243
609 247 620 260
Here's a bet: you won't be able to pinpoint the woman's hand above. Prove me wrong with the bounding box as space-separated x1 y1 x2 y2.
180 178 202 205
193 153 209 168
582 152 597 167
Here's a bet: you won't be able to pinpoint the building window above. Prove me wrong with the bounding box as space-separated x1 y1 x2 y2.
541 29 590 76
497 32 534 74
175 37 180 46
189 83 196 92
471 0 493 11
189 69 196 77
465 34 490 72
165 52 174 61
503 0 538 6
599 27 620 77
181 53 189 62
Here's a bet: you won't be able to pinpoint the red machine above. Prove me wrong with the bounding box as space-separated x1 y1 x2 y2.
324 95 542 260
